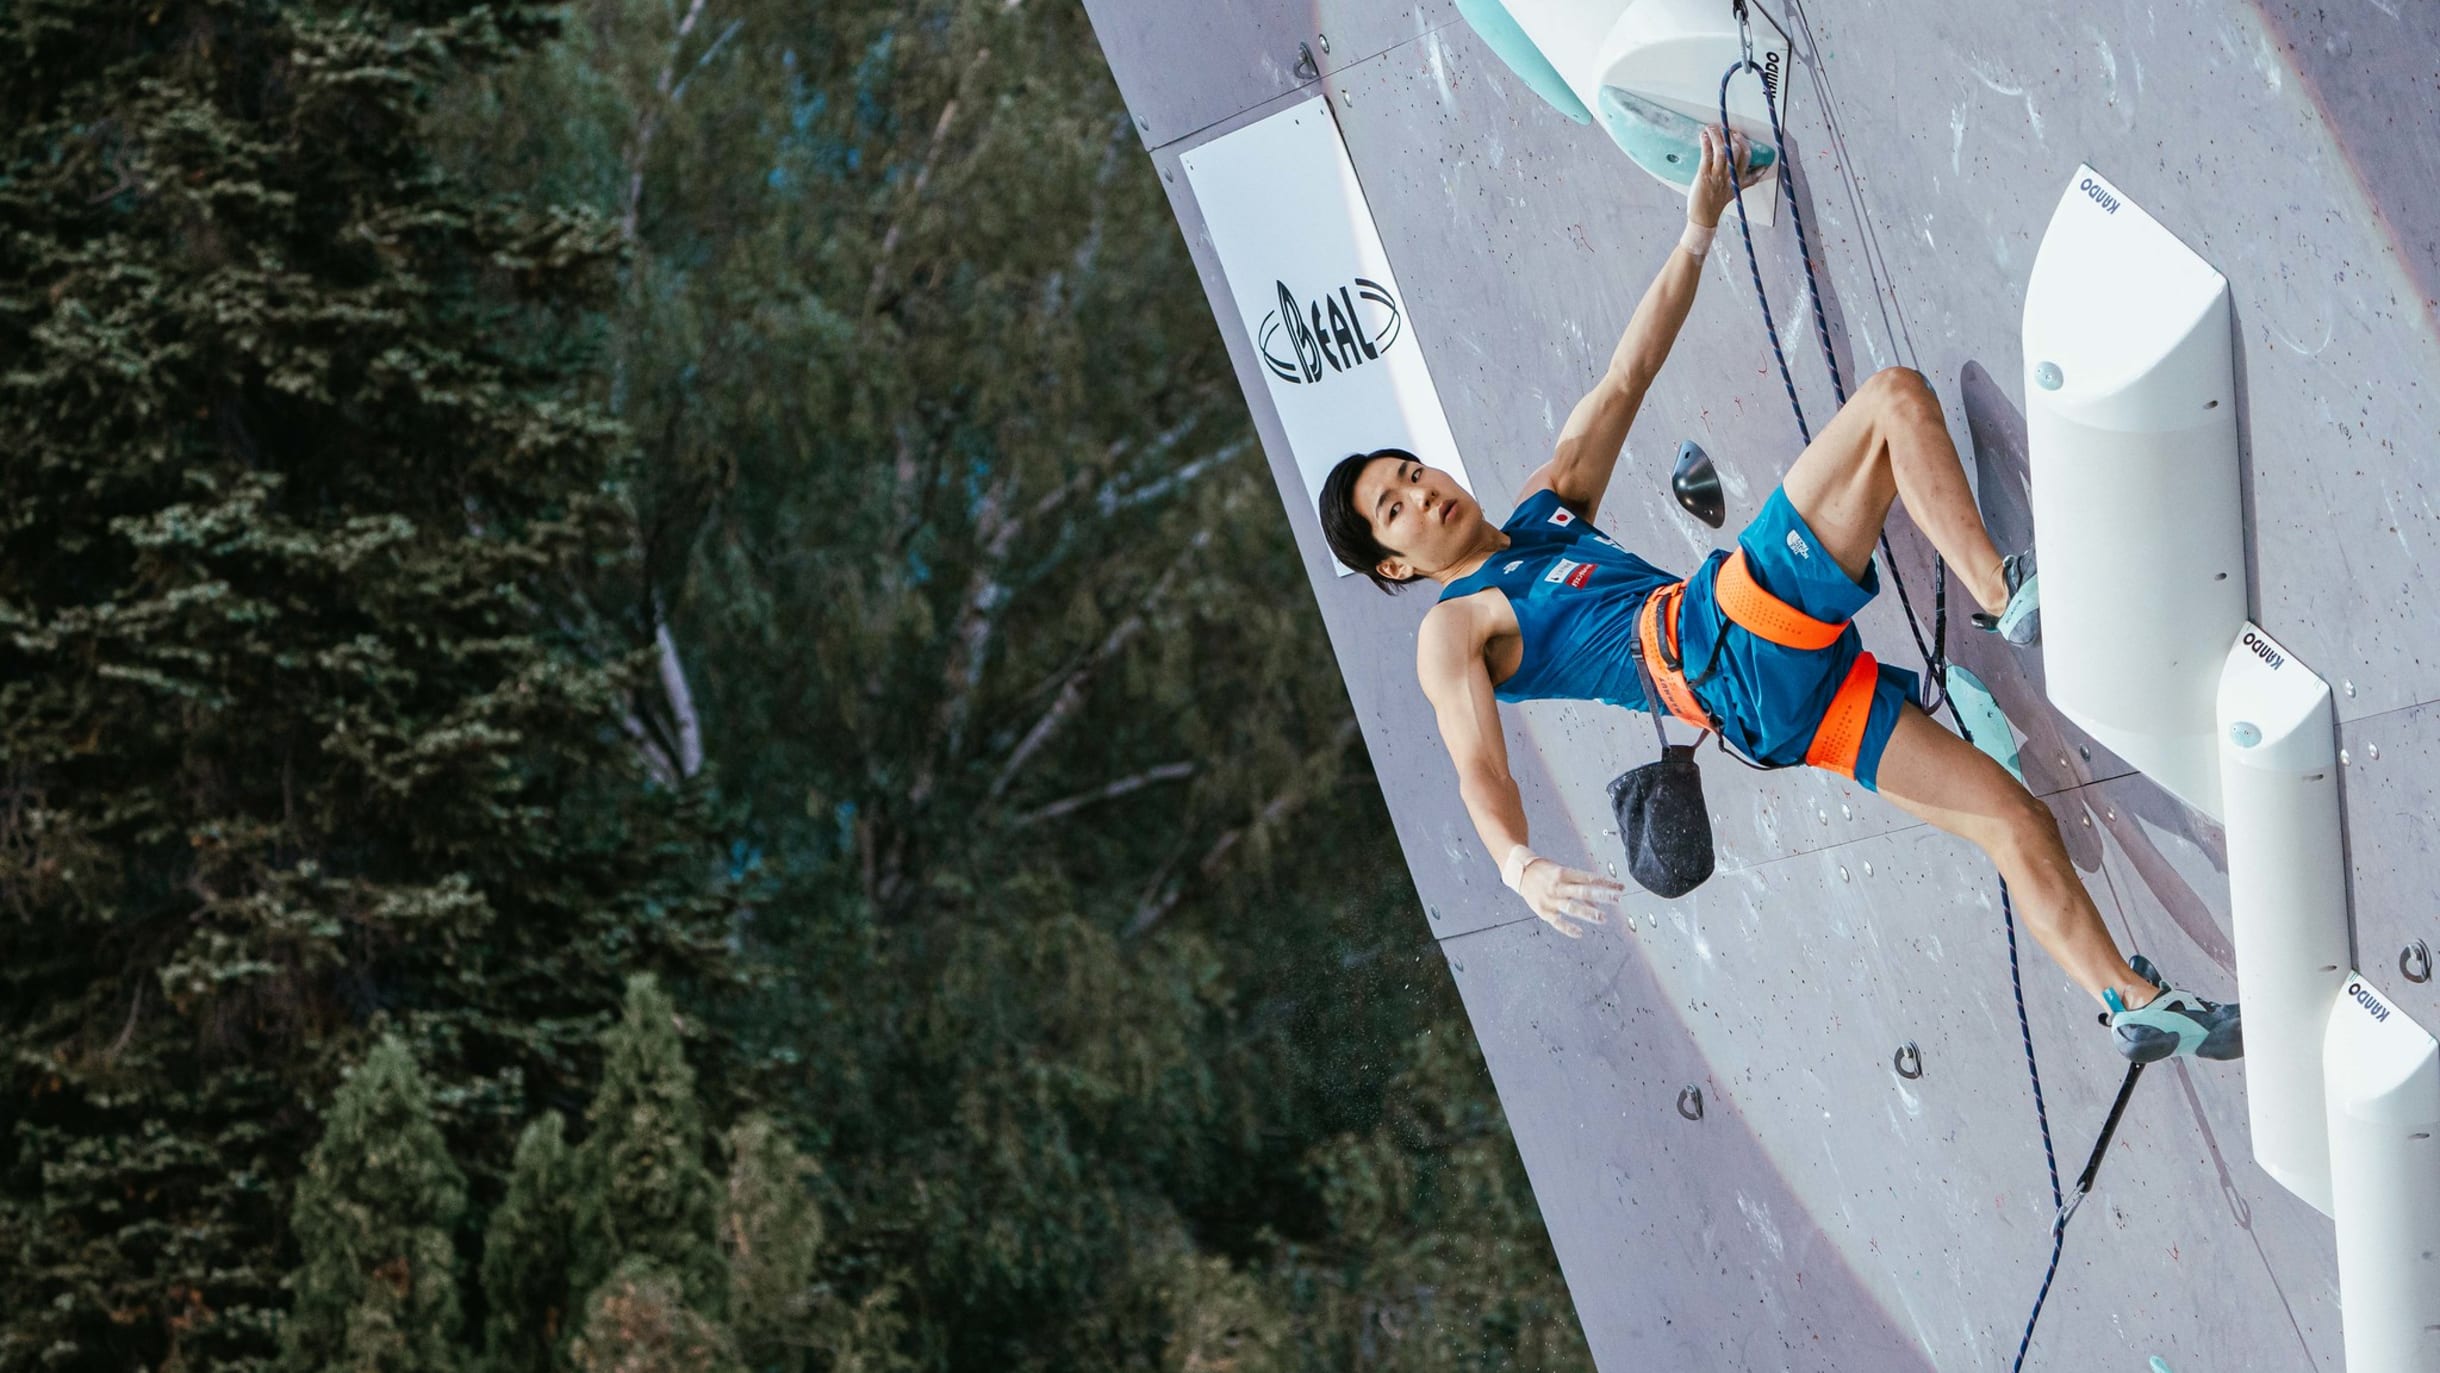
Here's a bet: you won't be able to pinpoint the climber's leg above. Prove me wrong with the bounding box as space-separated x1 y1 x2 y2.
1777 367 2010 618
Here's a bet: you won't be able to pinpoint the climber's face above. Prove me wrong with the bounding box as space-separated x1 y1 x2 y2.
1354 453 1488 581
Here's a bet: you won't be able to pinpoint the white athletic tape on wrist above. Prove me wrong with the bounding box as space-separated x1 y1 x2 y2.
1679 221 1716 259
1501 843 1539 892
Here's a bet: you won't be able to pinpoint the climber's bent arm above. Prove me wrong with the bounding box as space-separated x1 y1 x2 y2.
1526 240 1707 524
1418 608 1532 864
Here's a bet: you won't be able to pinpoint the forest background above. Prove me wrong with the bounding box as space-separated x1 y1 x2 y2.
0 1 1592 1369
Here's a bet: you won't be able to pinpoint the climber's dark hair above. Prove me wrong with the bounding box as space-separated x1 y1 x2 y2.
1319 447 1428 596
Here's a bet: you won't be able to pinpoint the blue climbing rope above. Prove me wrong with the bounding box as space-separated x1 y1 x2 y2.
1715 39 2076 1372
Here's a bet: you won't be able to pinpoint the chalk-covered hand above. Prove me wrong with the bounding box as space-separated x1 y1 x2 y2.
1503 845 1623 939
1686 124 1768 229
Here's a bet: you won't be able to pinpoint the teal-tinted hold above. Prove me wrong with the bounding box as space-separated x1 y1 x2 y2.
2150 1356 2176 1372
1943 664 2025 786
1597 87 1777 187
1453 0 1591 125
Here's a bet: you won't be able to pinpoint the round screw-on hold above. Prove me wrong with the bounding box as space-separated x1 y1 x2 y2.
1318 31 1330 52
2345 681 2357 698
2036 362 2064 390
2229 721 2262 748
1677 1085 1705 1121
2368 743 2381 760
1893 1042 1924 1080
2403 941 2433 985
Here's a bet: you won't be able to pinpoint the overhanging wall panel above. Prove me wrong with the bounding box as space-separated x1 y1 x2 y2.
1770 0 2440 724
1084 0 1456 148
1091 0 2440 1367
2334 701 2440 1033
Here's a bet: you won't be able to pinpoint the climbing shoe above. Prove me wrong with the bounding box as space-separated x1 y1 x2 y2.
2104 955 2242 1063
1971 550 2040 646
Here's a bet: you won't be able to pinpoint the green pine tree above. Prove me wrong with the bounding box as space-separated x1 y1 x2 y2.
568 1258 741 1373
279 1035 469 1373
0 2 743 1364
414 2 1590 1368
719 1115 821 1373
571 975 726 1322
1267 1023 1592 1373
481 1112 579 1373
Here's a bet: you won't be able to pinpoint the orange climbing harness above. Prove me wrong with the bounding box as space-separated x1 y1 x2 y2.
1633 549 1881 778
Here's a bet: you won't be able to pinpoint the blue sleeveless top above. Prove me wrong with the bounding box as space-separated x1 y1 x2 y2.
1437 489 1682 710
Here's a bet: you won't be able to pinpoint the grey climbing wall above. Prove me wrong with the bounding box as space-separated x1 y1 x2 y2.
1079 1 2440 1368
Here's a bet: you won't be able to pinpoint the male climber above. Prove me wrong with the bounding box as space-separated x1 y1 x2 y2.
1319 126 2240 1064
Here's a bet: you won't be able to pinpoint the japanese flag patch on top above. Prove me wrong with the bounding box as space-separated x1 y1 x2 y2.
1547 506 1576 527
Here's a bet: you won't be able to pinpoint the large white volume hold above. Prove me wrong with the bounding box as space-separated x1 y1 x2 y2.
2023 165 2246 818
2216 622 2349 1216
2323 975 2440 1373
1481 0 1791 223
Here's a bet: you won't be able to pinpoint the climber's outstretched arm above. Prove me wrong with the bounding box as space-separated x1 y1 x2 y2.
1524 126 1760 524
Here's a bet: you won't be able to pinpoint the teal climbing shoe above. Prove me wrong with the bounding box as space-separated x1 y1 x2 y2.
2106 955 2242 1063
1971 549 2040 647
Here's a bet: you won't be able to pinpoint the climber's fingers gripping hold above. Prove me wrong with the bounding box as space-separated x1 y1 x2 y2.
1689 126 1767 228
1731 129 1767 189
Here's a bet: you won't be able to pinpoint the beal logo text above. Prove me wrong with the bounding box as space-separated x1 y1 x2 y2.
2079 177 2121 215
2242 630 2286 671
1258 277 1403 384
2347 980 2391 1024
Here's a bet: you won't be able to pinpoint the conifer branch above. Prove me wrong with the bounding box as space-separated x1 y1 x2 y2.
652 617 705 780
864 46 994 315
1124 717 1361 938
984 526 1214 804
1096 436 1253 516
668 18 745 108
1004 762 1199 829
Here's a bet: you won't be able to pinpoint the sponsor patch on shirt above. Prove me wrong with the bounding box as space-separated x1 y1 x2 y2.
1541 557 1594 589
1785 528 1812 560
1503 559 1524 574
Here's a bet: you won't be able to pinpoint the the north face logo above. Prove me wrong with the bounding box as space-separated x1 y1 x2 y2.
1547 507 1575 527
1785 529 1812 560
1503 560 1523 573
